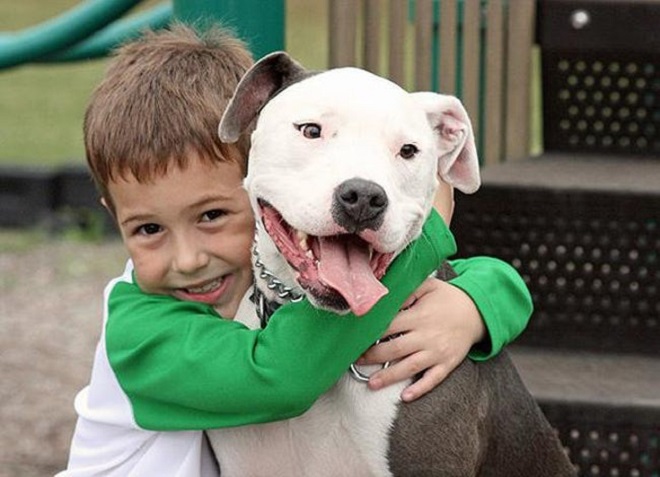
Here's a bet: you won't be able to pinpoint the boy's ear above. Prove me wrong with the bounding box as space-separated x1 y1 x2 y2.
411 92 481 194
219 51 312 143
100 197 115 220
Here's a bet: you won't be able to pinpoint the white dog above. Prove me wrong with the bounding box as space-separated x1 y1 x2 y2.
207 52 575 477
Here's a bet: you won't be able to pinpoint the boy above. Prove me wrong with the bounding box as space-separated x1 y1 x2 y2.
59 25 531 476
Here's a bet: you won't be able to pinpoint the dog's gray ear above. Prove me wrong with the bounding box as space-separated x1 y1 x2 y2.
219 51 310 143
411 92 481 194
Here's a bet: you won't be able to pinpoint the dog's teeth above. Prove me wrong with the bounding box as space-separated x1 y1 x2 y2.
306 250 314 260
296 230 309 250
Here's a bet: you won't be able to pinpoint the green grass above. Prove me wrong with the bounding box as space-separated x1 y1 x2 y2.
0 61 107 166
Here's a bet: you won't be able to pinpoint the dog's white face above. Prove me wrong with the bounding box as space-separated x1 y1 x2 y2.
221 54 480 316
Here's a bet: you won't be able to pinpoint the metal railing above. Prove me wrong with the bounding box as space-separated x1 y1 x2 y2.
0 0 284 69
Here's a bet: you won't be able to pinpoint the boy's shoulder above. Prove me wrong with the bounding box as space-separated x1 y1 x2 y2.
104 260 140 301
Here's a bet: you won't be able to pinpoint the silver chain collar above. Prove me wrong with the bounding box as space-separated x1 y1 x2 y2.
252 244 304 303
251 232 387 383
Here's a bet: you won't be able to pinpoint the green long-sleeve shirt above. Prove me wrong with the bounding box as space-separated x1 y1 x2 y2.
101 210 530 431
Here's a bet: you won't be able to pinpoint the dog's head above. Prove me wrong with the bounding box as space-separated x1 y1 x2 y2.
220 52 480 316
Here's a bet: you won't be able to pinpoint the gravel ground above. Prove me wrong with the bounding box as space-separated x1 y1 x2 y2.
0 232 127 477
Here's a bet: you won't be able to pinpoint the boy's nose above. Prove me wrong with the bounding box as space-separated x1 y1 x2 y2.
172 239 210 274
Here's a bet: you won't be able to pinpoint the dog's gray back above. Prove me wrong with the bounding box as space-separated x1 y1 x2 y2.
387 263 575 476
389 351 575 476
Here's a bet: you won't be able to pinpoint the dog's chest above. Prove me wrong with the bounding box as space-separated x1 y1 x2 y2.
207 292 405 477
208 376 404 477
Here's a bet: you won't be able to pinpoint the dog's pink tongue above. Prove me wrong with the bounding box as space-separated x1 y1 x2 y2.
318 236 388 316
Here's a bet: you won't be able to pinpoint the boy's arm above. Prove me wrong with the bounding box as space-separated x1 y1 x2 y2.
106 210 455 431
358 255 532 401
448 256 533 360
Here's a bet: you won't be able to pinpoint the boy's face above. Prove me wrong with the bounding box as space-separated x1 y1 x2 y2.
107 153 254 319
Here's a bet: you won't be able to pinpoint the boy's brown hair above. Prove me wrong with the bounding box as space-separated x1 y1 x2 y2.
84 23 254 214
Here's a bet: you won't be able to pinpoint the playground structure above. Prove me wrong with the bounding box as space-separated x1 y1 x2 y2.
0 1 658 476
0 0 283 67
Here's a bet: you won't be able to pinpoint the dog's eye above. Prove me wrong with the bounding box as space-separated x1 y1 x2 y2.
297 123 322 139
399 144 419 159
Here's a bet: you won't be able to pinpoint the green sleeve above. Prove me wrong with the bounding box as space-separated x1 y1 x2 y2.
448 256 533 361
107 210 455 431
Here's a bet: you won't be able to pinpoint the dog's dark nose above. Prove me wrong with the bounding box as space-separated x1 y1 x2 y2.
332 178 388 232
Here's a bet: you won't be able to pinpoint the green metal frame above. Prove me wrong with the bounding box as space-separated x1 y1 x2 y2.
45 3 173 62
0 0 144 69
0 0 285 70
173 0 284 59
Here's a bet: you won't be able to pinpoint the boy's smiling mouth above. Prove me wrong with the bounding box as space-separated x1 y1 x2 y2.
173 275 232 305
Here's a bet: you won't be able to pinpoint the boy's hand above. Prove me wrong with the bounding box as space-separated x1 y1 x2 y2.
357 277 485 402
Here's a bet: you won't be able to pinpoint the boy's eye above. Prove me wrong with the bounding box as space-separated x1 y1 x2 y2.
202 209 227 222
296 123 322 139
137 223 162 236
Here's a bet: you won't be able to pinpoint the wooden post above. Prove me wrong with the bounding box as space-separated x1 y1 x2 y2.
415 0 433 91
329 0 358 67
504 0 536 161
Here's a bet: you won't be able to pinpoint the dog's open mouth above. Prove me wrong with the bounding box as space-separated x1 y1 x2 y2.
260 201 394 316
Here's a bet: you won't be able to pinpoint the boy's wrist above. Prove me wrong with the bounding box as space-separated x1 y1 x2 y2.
447 280 488 347
468 305 487 346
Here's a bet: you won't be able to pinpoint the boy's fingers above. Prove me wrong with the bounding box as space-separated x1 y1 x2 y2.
399 279 433 309
367 351 430 390
403 277 438 305
383 277 442 337
400 365 451 402
380 312 415 338
359 332 417 365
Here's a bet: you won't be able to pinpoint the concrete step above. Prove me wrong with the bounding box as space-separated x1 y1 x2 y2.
511 345 660 476
511 346 660 408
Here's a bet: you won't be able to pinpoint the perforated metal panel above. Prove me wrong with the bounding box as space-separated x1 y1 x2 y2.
452 186 660 355
539 0 660 157
541 402 660 477
543 53 660 155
